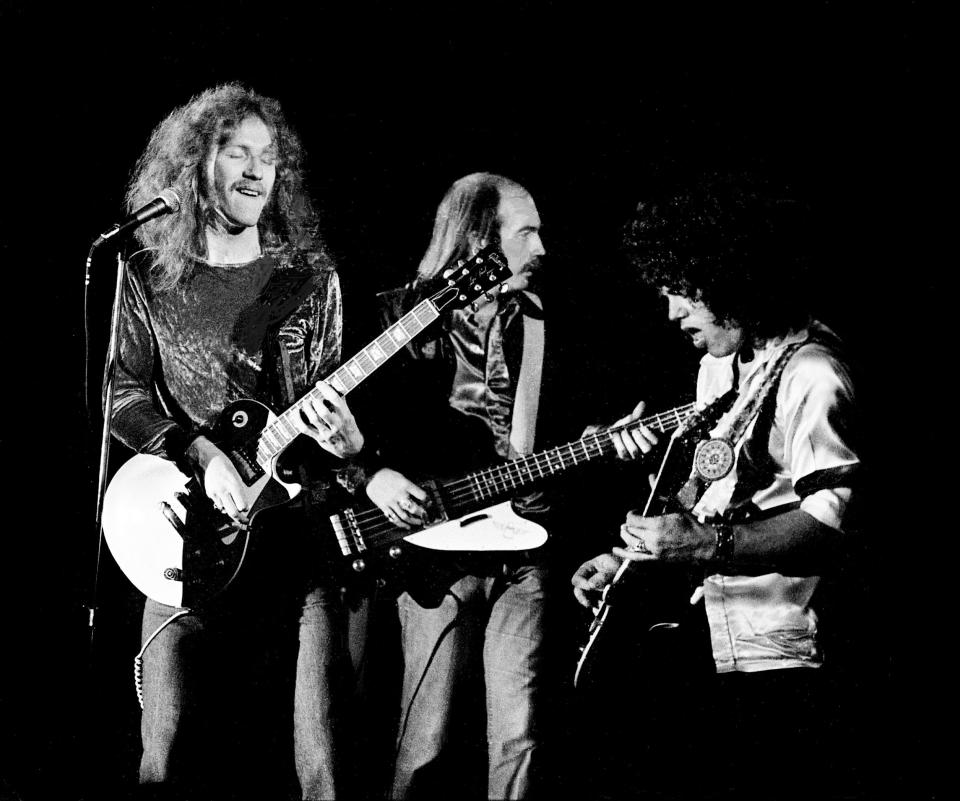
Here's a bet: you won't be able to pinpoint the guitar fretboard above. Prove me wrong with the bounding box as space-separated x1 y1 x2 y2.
439 402 699 514
255 299 441 465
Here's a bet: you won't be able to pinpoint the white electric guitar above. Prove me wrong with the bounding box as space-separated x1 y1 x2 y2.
330 401 705 574
102 247 511 608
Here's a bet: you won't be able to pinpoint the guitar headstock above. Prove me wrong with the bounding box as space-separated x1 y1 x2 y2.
428 245 513 313
671 388 737 442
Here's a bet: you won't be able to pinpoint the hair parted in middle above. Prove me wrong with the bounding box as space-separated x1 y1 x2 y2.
125 82 330 290
417 172 529 282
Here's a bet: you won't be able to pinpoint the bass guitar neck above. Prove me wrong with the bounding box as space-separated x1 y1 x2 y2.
330 401 701 574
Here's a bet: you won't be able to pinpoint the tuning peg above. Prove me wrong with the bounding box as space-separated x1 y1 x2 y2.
500 282 509 293
483 291 495 302
469 301 480 312
489 273 499 282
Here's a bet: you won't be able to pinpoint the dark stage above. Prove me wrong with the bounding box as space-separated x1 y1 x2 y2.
0 3 934 799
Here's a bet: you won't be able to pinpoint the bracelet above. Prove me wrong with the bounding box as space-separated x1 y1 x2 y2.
713 519 735 563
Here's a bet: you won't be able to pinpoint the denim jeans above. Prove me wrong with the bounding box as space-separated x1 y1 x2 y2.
391 564 549 800
138 584 350 799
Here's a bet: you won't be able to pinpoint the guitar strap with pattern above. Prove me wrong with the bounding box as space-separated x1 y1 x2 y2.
675 335 813 511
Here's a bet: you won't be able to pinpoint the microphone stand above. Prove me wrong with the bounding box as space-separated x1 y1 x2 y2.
86 243 129 651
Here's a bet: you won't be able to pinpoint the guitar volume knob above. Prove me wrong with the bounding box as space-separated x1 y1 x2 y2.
351 559 366 573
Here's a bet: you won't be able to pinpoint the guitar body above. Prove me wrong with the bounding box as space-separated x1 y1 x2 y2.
103 399 298 608
574 564 700 689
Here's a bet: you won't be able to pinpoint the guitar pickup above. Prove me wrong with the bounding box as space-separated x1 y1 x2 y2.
424 482 448 524
459 513 490 528
230 447 265 485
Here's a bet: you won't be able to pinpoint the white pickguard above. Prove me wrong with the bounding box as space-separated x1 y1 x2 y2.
102 442 298 607
401 501 548 551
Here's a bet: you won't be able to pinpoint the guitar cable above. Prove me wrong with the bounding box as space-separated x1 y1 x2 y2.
393 590 462 769
133 609 192 709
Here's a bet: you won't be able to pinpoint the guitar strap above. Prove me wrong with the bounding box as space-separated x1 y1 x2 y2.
509 292 545 457
675 335 813 510
278 342 315 517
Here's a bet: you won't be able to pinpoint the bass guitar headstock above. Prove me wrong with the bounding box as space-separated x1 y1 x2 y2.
427 245 512 313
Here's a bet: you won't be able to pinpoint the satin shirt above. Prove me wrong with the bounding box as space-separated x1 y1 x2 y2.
693 322 860 673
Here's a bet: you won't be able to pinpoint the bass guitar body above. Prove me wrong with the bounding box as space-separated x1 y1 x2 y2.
401 501 548 552
103 399 296 608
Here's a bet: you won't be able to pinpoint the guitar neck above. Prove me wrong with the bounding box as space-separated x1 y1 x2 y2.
436 402 698 516
255 298 441 465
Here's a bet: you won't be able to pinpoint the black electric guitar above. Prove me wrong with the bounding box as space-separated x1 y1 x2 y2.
573 389 736 688
328 402 706 576
102 246 511 608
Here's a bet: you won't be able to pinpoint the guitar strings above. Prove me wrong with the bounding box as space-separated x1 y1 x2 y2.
351 403 698 533
259 301 440 459
342 403 698 545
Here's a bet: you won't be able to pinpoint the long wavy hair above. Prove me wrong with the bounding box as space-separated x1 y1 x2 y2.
623 172 813 343
126 83 324 289
417 172 528 282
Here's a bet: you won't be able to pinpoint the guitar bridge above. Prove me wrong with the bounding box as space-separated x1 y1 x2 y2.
331 508 365 556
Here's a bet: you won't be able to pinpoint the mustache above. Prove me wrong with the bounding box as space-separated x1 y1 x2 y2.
522 256 543 272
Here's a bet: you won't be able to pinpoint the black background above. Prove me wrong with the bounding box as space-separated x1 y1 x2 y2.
0 2 936 799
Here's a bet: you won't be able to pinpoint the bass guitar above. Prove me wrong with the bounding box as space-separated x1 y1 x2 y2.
329 401 707 574
573 389 736 688
102 246 512 608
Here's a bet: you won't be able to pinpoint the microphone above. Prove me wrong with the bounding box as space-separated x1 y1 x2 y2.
92 188 183 248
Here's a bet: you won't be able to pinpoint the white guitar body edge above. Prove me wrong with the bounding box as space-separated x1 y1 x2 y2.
401 500 548 552
102 422 299 607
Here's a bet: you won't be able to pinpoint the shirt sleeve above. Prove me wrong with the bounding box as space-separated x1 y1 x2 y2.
108 263 194 463
778 344 860 531
304 268 344 385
